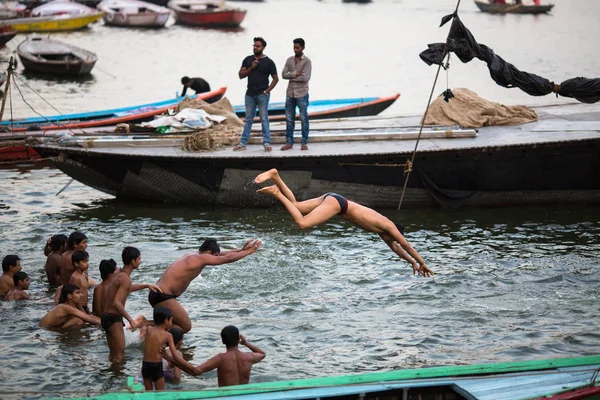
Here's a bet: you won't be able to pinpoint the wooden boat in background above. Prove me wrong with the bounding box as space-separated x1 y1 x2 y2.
0 26 17 47
168 0 246 27
98 0 170 28
1 1 103 32
17 36 98 75
474 1 554 14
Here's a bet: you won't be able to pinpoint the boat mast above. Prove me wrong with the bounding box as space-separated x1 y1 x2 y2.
0 56 15 123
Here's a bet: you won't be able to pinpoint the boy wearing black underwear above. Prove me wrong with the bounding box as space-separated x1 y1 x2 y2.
142 307 194 391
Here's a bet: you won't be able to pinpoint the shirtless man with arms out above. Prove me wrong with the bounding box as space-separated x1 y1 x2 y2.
163 325 265 387
39 284 101 329
102 246 160 363
149 238 262 333
255 169 433 277
0 255 22 299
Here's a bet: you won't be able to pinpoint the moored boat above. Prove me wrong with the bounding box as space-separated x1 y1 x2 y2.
30 102 600 209
17 36 98 75
97 0 171 28
168 0 246 27
0 1 103 32
0 26 17 47
474 1 554 14
45 354 600 400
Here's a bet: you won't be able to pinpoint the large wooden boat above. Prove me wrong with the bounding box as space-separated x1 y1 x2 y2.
168 0 246 27
56 355 600 400
30 102 600 208
1 92 396 131
0 27 17 47
17 36 98 75
98 0 171 28
474 1 554 14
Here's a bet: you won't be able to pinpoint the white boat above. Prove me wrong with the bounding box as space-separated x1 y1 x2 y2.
30 0 99 16
97 0 170 27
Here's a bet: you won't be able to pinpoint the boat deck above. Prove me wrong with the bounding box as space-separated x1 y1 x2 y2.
30 102 600 159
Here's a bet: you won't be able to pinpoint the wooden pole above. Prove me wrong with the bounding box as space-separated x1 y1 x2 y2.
0 56 14 124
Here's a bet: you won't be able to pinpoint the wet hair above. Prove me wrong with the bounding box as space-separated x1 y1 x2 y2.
170 327 184 346
59 284 80 304
154 306 173 326
99 259 117 280
72 251 89 266
2 255 20 273
221 325 240 348
253 37 266 47
67 232 87 250
13 271 28 287
50 234 68 252
199 239 220 254
122 246 141 265
293 38 305 48
395 223 406 236
181 76 190 85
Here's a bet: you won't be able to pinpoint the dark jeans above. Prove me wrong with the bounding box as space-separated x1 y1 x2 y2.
285 94 309 145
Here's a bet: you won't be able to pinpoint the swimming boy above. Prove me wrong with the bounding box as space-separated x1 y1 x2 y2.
163 327 184 383
69 251 92 314
142 307 195 391
44 234 67 286
92 259 117 317
3 271 30 301
163 325 265 387
255 169 433 277
149 238 262 333
60 232 88 286
39 284 101 329
102 246 161 363
0 255 22 298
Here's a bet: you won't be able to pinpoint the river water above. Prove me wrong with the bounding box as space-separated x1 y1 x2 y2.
1 0 600 398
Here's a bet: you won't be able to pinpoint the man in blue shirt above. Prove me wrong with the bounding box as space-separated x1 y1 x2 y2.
234 37 279 152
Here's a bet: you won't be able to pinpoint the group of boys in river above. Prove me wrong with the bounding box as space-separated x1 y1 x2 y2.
0 169 433 391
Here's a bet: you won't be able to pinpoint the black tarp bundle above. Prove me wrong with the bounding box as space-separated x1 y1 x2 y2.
419 12 600 104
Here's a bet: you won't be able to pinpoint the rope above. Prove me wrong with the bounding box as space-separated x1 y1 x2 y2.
397 0 461 210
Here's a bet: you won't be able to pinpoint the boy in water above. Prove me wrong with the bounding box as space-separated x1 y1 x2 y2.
60 232 88 286
4 271 30 301
40 284 101 329
69 251 92 314
142 307 194 391
163 327 184 383
163 325 265 387
44 234 67 286
102 246 161 363
255 169 433 277
0 255 22 299
92 259 117 317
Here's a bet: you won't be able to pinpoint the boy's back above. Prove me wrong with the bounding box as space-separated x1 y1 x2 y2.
92 282 109 317
216 349 257 386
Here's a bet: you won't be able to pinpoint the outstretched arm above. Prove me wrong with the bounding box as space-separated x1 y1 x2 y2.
130 283 162 293
67 305 101 325
112 277 137 329
379 233 433 277
162 349 221 377
201 241 262 266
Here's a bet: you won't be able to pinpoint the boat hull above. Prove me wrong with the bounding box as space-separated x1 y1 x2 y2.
173 9 246 26
474 1 554 14
4 13 103 32
102 12 170 27
19 56 97 75
33 136 600 208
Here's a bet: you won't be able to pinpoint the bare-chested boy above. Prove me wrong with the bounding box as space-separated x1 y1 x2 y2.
1 255 22 299
92 259 117 317
44 234 67 287
60 232 88 286
163 325 265 387
4 271 30 301
255 168 434 277
40 284 101 329
69 251 92 314
149 238 262 333
142 307 195 391
102 246 161 363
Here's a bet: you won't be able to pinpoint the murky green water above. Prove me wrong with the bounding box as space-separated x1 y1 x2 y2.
1 164 599 398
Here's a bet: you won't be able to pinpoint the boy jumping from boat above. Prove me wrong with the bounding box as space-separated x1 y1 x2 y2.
255 169 433 277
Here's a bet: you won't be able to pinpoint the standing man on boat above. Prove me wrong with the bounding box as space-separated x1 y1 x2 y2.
180 76 211 97
281 38 312 151
234 37 279 152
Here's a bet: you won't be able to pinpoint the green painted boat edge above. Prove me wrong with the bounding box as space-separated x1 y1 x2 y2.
56 354 600 400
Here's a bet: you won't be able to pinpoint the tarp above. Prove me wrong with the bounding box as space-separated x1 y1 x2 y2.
420 13 600 104
423 88 538 128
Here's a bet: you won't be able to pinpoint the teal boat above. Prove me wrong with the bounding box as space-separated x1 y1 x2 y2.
59 355 600 400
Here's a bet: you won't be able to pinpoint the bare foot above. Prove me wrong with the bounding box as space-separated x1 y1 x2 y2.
256 185 280 196
255 168 279 184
